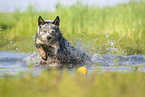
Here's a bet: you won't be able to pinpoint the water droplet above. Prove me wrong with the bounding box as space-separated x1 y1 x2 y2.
106 32 109 38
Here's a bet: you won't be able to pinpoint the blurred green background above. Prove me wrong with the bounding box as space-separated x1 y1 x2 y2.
0 69 145 97
0 0 145 55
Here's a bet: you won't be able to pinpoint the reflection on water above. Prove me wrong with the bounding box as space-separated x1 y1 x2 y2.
0 51 145 76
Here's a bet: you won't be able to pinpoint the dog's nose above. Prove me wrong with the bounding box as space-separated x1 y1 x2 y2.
47 36 52 40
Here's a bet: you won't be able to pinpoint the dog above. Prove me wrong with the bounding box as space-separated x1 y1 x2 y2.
35 16 91 67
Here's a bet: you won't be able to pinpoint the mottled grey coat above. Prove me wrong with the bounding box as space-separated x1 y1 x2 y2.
35 16 91 67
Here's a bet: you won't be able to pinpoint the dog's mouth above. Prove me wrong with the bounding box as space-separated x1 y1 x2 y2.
41 36 57 45
36 33 58 45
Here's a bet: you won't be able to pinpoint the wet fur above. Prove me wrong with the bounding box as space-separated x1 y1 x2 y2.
35 16 91 67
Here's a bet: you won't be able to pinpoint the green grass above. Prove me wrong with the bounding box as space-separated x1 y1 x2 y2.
1 1 145 96
0 0 145 55
0 69 145 97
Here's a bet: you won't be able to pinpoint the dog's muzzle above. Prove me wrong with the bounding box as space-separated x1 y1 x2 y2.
47 36 52 40
46 35 57 45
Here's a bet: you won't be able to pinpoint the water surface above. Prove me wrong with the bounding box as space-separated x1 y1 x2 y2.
0 51 145 76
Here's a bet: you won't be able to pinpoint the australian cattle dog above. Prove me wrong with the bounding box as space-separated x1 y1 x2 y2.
35 16 91 67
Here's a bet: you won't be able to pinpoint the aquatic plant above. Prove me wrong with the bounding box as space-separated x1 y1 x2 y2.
0 69 145 97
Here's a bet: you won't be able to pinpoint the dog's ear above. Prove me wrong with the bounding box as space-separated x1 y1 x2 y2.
38 16 45 26
53 16 60 25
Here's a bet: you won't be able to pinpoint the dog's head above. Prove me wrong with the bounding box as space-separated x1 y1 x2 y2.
36 16 61 45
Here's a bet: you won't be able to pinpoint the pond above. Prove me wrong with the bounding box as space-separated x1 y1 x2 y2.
0 51 145 76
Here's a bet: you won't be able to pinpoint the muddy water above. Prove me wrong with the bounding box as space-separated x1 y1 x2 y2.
0 51 145 76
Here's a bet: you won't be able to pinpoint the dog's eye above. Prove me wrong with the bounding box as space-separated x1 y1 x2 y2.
52 31 55 33
44 30 47 33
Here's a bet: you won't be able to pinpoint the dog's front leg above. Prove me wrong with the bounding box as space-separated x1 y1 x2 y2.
50 41 62 66
54 41 61 59
38 46 47 60
35 38 47 60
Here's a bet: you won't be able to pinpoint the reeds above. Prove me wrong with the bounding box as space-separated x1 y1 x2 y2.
0 0 145 55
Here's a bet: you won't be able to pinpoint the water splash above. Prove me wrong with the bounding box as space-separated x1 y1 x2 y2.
4 31 144 68
23 51 41 66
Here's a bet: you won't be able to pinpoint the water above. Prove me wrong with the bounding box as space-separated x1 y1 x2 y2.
0 51 145 76
0 51 43 76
